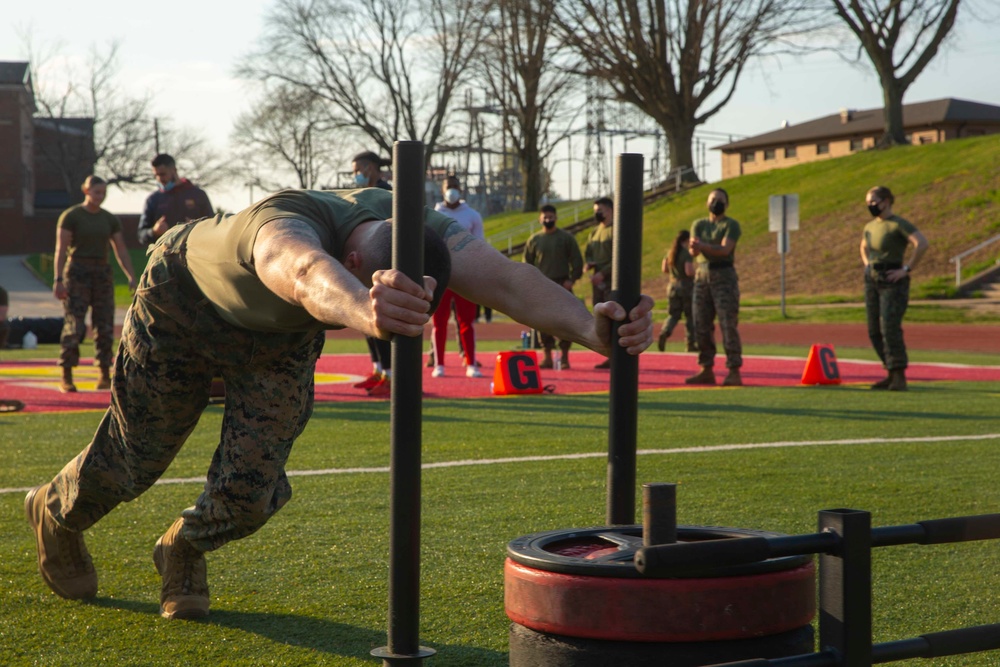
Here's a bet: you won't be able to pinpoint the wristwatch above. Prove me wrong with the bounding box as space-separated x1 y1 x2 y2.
902 265 910 273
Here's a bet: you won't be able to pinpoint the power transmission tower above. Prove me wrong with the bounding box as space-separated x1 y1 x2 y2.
581 80 610 199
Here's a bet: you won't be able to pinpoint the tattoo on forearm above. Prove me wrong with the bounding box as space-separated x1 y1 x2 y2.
444 223 475 252
453 235 475 252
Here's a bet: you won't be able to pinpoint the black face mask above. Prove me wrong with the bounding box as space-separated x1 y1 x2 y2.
867 203 882 217
542 219 556 229
594 211 606 222
709 201 726 215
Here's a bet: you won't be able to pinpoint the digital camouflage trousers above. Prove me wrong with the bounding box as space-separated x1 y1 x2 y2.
693 267 742 369
60 260 116 369
864 273 910 370
46 240 326 552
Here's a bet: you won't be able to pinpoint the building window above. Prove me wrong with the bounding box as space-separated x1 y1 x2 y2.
817 142 830 155
850 138 864 152
741 151 756 163
764 149 776 160
784 146 797 158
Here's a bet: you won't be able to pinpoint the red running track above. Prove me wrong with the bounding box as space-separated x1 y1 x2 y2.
3 350 999 414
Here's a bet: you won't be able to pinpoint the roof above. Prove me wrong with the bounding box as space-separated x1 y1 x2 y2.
0 61 30 86
716 98 1000 151
34 117 95 137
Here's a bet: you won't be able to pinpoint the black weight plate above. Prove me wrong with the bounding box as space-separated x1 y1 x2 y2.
507 525 811 578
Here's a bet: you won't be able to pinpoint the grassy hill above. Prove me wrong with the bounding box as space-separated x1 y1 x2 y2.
493 134 1000 302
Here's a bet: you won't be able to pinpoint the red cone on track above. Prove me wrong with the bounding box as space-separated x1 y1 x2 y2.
493 351 544 395
801 344 842 385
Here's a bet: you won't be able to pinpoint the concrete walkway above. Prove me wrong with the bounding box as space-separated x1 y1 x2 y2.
0 255 127 324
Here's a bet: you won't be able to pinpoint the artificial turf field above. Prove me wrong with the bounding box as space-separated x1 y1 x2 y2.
1 360 999 665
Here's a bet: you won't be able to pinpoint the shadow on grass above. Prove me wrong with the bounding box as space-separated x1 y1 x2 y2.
205 610 506 664
86 597 506 664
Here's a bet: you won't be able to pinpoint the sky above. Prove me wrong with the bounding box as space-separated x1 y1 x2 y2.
3 1 1000 215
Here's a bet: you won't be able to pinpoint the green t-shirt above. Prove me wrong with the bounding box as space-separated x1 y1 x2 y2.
56 205 121 259
585 223 614 274
523 228 584 282
863 214 917 265
666 246 694 282
181 188 455 332
691 216 741 267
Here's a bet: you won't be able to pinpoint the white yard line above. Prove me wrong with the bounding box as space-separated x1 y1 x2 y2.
3 433 998 496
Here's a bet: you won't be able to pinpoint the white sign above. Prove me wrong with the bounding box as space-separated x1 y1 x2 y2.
768 194 800 232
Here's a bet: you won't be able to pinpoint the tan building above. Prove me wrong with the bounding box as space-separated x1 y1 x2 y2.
716 98 1000 180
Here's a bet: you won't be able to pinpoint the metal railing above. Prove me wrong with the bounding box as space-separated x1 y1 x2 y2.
949 233 1000 286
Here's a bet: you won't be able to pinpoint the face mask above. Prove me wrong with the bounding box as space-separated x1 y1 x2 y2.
444 188 461 204
594 211 605 222
709 200 726 215
354 173 369 187
867 203 882 217
160 180 175 193
542 218 556 229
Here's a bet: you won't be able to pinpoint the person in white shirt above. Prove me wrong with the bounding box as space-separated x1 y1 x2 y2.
431 176 485 378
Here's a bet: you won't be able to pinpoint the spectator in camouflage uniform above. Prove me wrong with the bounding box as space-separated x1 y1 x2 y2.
523 205 584 369
657 229 697 353
585 196 615 369
686 188 743 387
53 176 137 392
25 187 655 621
860 186 928 391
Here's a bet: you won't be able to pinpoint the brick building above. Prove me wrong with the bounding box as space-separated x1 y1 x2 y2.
0 61 116 255
716 98 1000 180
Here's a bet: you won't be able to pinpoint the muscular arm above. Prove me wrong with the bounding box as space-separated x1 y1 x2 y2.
690 236 737 259
53 228 71 299
443 224 652 356
906 231 929 269
886 230 929 283
252 219 433 338
109 232 137 290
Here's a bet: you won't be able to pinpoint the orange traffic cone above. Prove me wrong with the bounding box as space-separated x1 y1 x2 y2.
800 344 842 385
493 351 544 395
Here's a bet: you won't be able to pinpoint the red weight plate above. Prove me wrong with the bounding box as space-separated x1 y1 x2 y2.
504 558 815 642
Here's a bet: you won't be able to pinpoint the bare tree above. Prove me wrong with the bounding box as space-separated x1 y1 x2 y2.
832 0 962 146
232 84 346 189
29 41 153 191
553 0 826 183
237 0 491 169
480 0 579 211
26 38 231 191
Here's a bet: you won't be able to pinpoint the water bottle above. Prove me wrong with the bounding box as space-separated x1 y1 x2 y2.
555 352 562 371
22 331 38 350
520 331 530 350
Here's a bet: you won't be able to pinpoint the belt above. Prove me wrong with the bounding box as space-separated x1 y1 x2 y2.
70 256 108 264
871 262 902 271
708 261 734 270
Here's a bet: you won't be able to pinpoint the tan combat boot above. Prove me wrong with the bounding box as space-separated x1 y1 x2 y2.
24 484 98 599
96 366 111 391
870 372 892 390
60 367 77 393
887 369 907 392
723 368 743 387
153 518 210 620
657 328 669 352
685 366 716 385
